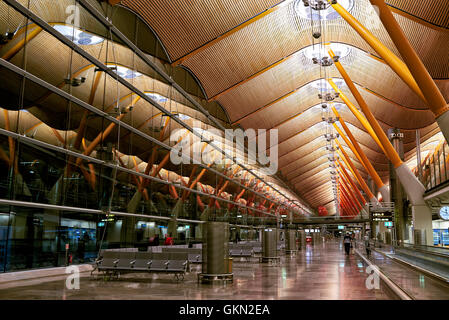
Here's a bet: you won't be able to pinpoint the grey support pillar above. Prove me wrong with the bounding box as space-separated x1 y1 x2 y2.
285 226 297 254
262 227 279 263
388 128 407 244
367 177 376 238
200 221 232 282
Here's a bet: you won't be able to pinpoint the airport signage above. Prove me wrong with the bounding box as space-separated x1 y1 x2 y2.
372 212 393 222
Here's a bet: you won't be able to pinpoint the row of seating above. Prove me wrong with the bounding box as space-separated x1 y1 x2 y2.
102 248 138 252
228 245 254 259
160 247 203 264
148 244 202 252
94 251 189 280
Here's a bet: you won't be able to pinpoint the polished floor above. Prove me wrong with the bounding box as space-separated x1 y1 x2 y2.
0 240 394 300
361 246 449 299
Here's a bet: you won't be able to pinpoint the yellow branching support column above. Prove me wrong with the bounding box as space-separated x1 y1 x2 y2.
327 1 426 102
335 140 378 206
328 49 433 244
327 79 386 155
332 107 390 202
369 0 449 144
337 164 366 206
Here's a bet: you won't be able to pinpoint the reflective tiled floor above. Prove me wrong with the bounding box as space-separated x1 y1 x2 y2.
360 247 449 300
0 240 394 300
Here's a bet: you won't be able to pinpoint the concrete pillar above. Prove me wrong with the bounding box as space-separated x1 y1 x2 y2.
388 128 407 244
412 205 433 245
120 217 136 247
168 199 184 239
262 227 278 260
202 221 230 275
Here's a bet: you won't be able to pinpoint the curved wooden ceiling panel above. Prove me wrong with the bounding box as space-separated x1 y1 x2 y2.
386 0 449 28
120 0 281 61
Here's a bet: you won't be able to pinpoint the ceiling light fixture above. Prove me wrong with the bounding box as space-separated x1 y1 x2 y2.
295 0 355 21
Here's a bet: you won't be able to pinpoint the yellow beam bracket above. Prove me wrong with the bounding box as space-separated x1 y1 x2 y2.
338 170 363 209
337 163 367 205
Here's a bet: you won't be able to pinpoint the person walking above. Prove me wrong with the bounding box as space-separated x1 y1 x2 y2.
343 233 352 255
364 234 371 257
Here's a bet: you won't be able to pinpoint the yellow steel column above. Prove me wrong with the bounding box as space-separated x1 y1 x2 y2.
327 79 386 155
369 0 449 143
336 140 378 204
328 57 403 168
327 1 426 103
339 171 363 211
337 162 366 205
329 49 432 244
332 107 390 202
340 185 358 217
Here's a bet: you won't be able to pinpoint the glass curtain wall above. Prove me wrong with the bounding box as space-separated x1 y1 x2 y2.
0 0 301 273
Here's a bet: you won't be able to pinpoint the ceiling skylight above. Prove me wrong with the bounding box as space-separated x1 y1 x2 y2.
107 64 143 79
145 92 168 103
53 24 104 46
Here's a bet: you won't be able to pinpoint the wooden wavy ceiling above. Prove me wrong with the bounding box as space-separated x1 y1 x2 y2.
119 0 449 212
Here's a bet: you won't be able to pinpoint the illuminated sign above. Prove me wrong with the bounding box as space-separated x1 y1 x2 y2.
384 222 393 227
372 212 393 222
338 226 345 230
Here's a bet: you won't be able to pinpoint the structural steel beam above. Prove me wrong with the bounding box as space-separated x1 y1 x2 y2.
1 26 42 60
332 107 390 202
337 163 367 205
336 142 376 203
327 78 386 155
329 0 426 102
339 171 363 210
369 0 449 143
209 55 294 101
329 49 428 207
232 89 298 125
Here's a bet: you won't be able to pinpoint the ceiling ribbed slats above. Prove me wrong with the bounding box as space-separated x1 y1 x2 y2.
183 1 448 100
386 0 449 28
120 0 281 61
119 0 448 212
393 14 449 79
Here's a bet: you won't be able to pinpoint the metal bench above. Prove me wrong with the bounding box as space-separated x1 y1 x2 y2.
161 247 203 264
229 246 253 261
94 251 189 281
